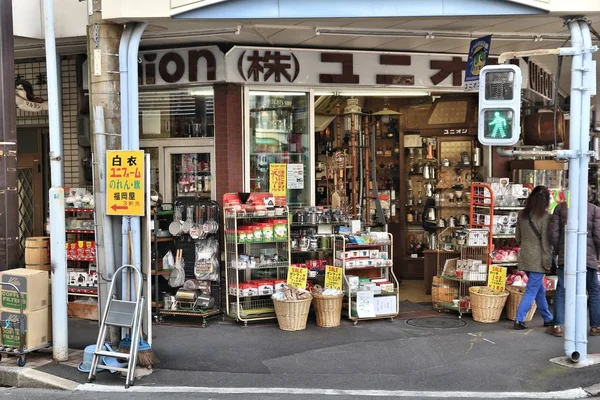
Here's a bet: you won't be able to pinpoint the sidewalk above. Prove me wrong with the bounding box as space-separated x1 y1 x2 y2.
4 300 600 395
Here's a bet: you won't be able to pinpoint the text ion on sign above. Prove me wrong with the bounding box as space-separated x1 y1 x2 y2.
106 150 145 216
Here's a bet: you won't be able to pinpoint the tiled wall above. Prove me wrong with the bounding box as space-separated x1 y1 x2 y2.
15 56 81 187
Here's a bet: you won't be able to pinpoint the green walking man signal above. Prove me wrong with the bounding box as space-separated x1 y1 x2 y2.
478 65 522 146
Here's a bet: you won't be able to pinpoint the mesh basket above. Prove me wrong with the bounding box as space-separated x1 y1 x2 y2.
506 286 537 322
312 292 344 328
273 296 312 331
469 286 509 323
432 276 459 305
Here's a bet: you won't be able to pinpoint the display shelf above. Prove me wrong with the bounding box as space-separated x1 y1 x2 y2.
346 290 398 297
224 213 289 220
67 255 96 262
65 229 95 234
291 248 332 253
290 222 346 227
344 243 391 249
494 206 524 211
494 234 516 239
439 275 487 283
344 264 394 270
152 237 175 243
65 208 94 213
228 299 275 319
228 261 289 270
492 261 519 267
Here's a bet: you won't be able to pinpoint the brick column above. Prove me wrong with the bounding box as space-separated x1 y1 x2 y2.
214 83 244 205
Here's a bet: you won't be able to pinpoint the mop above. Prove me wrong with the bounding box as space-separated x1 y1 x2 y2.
118 231 159 369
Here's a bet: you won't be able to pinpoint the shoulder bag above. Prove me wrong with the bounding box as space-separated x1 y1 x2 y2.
528 214 557 273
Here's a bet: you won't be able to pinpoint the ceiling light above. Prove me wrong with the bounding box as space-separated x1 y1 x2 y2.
188 88 214 96
314 90 429 97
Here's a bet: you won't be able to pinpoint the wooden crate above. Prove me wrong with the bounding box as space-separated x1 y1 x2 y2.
67 302 98 321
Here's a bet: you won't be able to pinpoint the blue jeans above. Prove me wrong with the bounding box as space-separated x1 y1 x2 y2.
553 267 600 328
516 271 553 323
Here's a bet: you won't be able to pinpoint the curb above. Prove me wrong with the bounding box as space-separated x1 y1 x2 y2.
0 365 79 390
583 383 600 397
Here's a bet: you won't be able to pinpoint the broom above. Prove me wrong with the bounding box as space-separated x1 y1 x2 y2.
117 231 159 369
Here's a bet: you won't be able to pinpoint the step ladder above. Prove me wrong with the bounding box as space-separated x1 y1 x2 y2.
87 264 144 389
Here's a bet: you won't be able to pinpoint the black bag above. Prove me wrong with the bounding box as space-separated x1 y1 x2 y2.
528 214 558 274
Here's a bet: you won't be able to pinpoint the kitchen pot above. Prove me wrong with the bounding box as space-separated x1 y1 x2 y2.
437 218 446 228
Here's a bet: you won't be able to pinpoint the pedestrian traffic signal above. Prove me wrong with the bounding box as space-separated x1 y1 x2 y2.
478 65 522 146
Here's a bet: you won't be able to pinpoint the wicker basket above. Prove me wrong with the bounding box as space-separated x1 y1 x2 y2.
312 292 344 328
273 296 312 331
469 286 509 323
432 276 459 305
506 286 537 322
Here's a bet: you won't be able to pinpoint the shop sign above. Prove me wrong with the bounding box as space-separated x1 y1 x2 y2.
139 46 225 86
106 150 145 216
487 265 507 292
287 266 308 290
227 46 476 88
464 35 492 90
443 128 469 135
269 163 287 197
324 266 343 291
527 60 554 100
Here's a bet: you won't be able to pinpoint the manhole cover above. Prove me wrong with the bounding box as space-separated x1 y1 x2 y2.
405 317 467 329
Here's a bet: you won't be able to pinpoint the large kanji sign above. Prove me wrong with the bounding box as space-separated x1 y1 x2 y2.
106 150 145 216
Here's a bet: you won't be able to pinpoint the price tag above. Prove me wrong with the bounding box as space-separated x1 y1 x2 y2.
487 265 507 291
287 266 308 290
324 266 343 291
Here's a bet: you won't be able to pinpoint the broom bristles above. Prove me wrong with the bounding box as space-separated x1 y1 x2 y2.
137 349 159 369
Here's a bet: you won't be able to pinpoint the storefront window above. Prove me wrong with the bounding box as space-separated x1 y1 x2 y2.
139 87 214 139
248 91 310 207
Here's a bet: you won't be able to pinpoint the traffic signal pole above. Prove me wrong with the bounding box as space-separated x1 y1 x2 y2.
495 17 597 365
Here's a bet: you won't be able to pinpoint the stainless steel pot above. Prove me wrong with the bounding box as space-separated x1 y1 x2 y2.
437 218 446 228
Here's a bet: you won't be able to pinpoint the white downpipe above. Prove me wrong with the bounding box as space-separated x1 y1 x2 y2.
575 20 594 362
119 24 134 305
127 23 148 300
564 19 584 363
43 0 68 362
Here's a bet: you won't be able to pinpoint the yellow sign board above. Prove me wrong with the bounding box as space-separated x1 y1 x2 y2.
487 265 507 292
106 150 145 216
287 266 308 290
325 266 343 291
269 163 287 197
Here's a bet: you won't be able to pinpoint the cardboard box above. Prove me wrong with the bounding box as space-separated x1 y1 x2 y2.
0 307 49 349
0 269 49 312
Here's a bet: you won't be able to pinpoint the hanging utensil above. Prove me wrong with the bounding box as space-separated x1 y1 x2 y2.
198 205 207 239
182 205 194 234
169 205 184 236
190 205 201 239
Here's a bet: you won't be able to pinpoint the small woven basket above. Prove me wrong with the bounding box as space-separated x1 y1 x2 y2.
273 296 312 331
506 285 537 322
469 286 509 323
312 292 344 328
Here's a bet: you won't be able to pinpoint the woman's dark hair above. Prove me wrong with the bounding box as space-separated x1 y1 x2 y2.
524 185 550 219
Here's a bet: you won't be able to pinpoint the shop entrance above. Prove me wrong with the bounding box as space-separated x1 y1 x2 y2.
16 128 48 264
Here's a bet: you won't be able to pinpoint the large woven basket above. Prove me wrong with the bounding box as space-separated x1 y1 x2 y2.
273 296 312 331
469 286 509 323
312 292 343 328
432 276 459 306
506 286 537 322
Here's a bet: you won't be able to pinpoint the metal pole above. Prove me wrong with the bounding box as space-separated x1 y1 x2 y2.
43 0 68 362
564 19 583 362
0 0 18 271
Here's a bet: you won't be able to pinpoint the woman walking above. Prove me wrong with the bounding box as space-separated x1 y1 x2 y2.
514 185 554 330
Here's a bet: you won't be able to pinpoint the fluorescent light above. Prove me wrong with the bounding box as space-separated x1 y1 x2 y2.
314 90 429 97
188 88 214 96
249 91 307 96
144 26 241 40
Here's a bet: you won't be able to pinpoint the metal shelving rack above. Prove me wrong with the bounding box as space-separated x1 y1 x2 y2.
336 233 400 325
224 206 291 326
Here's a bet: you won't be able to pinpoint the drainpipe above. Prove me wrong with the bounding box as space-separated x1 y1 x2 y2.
43 0 68 362
495 148 571 159
563 19 584 363
119 24 134 304
574 19 593 362
127 23 148 299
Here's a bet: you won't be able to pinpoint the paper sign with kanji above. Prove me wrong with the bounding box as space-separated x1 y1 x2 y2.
287 266 308 290
106 150 145 216
487 265 507 292
269 163 287 197
325 266 343 291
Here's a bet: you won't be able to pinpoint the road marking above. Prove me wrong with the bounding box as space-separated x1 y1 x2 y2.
76 384 589 399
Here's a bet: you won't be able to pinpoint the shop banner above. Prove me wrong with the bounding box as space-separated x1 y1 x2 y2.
269 163 287 197
464 35 492 90
287 266 308 290
106 150 145 216
488 265 507 292
324 266 343 291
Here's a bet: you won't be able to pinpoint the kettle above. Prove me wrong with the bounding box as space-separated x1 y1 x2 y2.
437 218 446 228
424 182 435 198
423 164 431 179
459 214 469 226
426 207 437 222
448 216 457 228
429 233 438 250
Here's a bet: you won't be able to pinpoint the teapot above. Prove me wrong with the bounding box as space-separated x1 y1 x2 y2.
426 207 437 222
448 216 457 228
459 214 469 226
437 218 447 228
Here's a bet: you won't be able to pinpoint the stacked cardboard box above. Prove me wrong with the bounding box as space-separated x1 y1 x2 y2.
0 269 50 350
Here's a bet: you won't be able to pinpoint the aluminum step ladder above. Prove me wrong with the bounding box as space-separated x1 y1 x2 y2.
87 264 144 389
